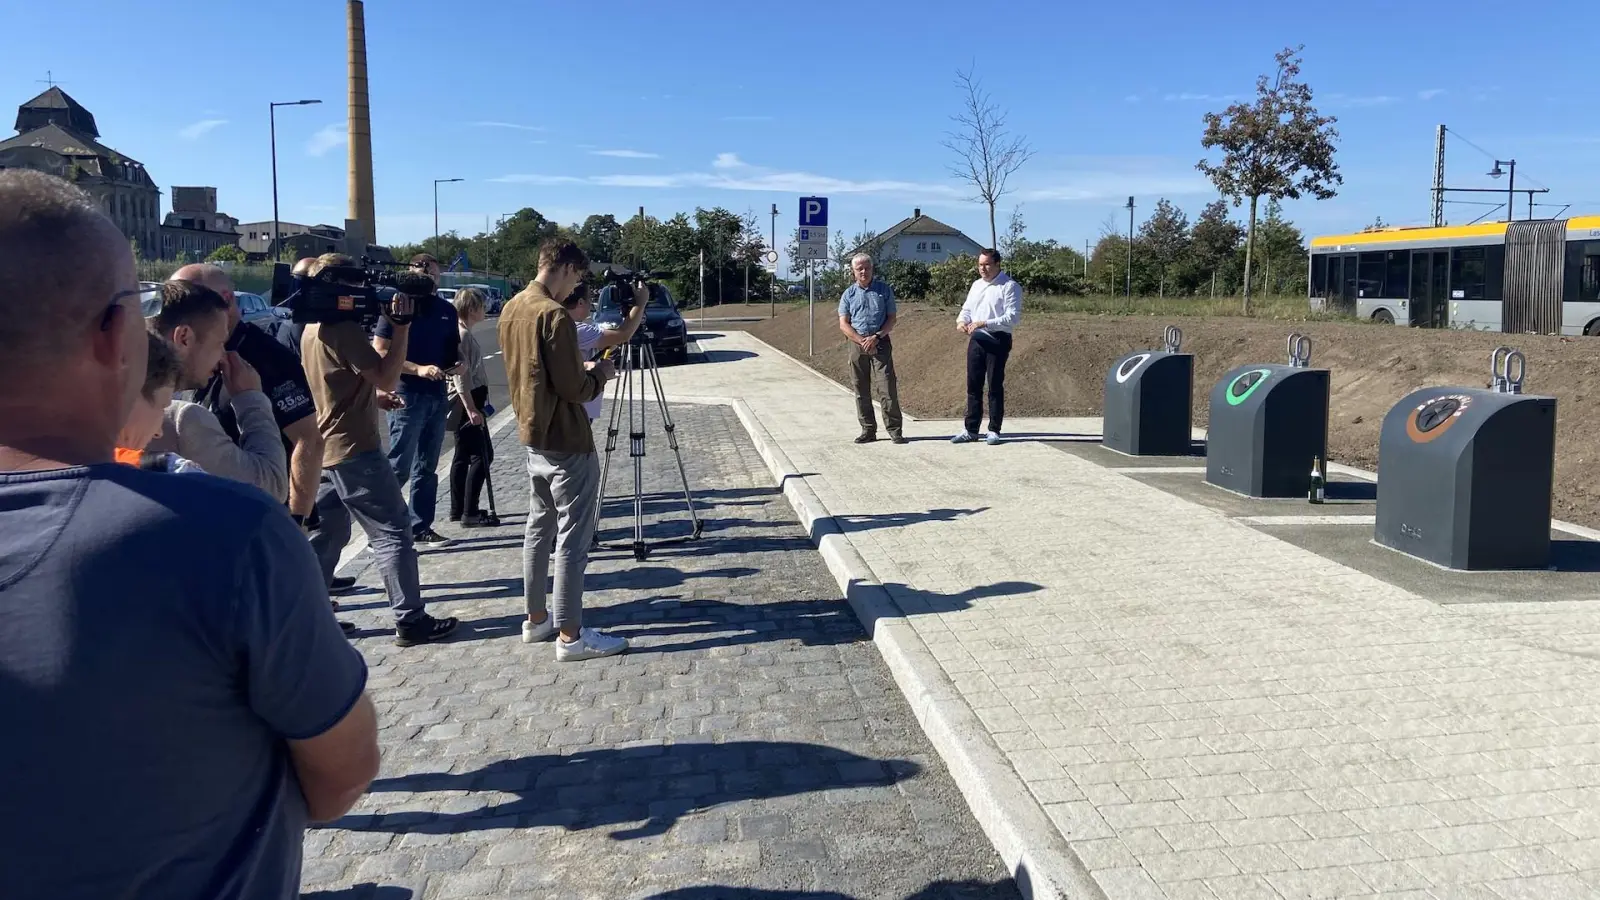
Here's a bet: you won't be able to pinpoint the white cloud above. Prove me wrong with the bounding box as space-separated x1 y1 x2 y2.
306 124 346 157
471 121 545 132
591 149 660 159
1163 92 1237 103
712 152 746 169
179 119 227 140
1418 89 1446 101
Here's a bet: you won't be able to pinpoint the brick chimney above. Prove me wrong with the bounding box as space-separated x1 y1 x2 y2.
913 208 921 218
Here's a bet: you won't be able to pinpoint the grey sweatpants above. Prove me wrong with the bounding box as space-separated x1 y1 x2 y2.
311 448 426 626
524 447 601 632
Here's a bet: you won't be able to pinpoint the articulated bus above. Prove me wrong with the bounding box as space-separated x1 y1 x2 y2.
1308 216 1600 336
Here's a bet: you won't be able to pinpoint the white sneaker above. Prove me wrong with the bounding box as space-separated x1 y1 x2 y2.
522 617 555 644
556 627 629 662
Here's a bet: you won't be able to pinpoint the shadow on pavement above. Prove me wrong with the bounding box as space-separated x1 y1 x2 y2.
832 508 989 532
642 880 1020 899
323 742 919 841
700 349 759 364
876 581 1044 616
593 595 863 653
300 885 413 899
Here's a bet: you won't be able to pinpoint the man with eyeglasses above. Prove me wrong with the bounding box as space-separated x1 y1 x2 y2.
0 170 379 898
953 248 1022 446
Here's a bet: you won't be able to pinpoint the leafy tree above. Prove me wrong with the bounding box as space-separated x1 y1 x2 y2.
1138 199 1191 297
928 253 978 305
576 214 621 264
1196 45 1340 313
207 244 246 264
1190 200 1244 293
1000 206 1026 258
878 259 931 300
1253 200 1308 295
942 67 1034 248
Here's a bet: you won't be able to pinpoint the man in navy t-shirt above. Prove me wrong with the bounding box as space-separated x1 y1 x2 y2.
0 169 379 900
374 253 460 545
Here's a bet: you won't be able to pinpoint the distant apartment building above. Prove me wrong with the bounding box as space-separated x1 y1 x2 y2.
160 185 242 261
0 87 161 256
237 220 349 261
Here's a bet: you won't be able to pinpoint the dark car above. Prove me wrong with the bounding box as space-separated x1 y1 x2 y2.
237 291 290 338
594 282 690 364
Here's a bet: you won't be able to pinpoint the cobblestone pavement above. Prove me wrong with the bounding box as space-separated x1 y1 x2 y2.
301 401 1020 900
655 331 1600 900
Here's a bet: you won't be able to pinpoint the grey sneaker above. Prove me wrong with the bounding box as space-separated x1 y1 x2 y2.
951 432 977 444
986 431 1002 445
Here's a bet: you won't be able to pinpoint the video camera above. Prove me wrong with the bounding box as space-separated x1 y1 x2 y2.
269 258 434 327
597 265 655 316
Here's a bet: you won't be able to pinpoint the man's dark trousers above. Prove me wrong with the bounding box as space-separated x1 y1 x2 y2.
964 330 1012 435
849 336 902 437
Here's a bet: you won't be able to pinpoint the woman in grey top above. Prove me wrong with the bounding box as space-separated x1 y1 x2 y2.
447 288 496 527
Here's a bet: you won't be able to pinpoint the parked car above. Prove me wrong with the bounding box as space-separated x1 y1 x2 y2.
594 282 690 364
456 283 505 315
236 291 288 336
139 281 164 318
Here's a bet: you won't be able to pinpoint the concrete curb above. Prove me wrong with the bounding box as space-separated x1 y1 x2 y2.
678 387 1104 900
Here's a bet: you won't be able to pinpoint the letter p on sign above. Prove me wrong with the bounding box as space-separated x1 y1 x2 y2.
799 196 828 228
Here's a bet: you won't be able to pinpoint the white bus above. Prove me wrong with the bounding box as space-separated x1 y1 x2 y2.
1308 216 1600 336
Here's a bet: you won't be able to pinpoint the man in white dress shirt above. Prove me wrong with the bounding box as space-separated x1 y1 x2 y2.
953 249 1022 445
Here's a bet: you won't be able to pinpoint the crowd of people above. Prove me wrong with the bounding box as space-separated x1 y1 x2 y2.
0 169 654 897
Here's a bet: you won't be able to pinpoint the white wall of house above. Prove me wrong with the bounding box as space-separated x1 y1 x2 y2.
886 233 982 263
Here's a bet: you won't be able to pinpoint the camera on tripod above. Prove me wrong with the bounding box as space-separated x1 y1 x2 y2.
597 265 655 316
268 258 433 327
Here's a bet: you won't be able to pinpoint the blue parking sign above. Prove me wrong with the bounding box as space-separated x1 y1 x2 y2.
799 197 828 227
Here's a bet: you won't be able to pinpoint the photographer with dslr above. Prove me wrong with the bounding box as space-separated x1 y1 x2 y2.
565 276 647 424
300 253 458 647
375 253 461 546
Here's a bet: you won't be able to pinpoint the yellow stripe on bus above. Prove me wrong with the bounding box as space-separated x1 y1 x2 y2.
1310 215 1600 249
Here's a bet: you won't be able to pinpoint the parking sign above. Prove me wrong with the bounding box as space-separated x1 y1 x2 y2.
799 197 828 228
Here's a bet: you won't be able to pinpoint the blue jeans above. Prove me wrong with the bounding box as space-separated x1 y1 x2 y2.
311 449 426 625
386 384 448 533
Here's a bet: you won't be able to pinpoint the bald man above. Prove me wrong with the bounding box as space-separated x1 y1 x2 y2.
171 265 328 542
0 170 379 898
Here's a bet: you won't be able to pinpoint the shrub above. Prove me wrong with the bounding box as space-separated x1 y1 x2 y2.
928 254 977 306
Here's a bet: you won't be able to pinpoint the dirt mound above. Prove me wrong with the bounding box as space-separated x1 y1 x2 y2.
731 304 1600 530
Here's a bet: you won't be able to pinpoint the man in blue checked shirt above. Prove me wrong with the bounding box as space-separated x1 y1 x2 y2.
837 253 905 445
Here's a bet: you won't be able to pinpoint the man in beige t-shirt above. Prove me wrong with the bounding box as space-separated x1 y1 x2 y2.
300 254 458 647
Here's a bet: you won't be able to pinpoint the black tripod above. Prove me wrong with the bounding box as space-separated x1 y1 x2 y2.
594 338 702 560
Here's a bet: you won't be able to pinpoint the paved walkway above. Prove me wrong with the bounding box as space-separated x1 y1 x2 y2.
302 404 1019 900
653 330 1600 900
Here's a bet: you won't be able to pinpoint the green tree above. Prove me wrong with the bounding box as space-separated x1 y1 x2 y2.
576 214 622 264
1137 199 1191 297
928 253 978 305
206 244 246 264
878 258 931 299
1253 200 1308 295
1190 199 1243 294
1197 45 1341 314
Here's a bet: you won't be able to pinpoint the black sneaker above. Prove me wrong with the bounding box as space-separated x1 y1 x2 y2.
462 512 501 528
339 620 357 636
889 432 908 445
330 576 357 595
853 432 877 444
395 614 459 647
413 528 452 547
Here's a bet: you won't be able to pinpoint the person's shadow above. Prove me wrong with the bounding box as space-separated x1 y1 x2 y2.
322 742 919 841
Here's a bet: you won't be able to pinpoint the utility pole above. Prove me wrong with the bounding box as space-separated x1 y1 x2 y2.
1431 124 1446 227
769 203 778 319
1124 196 1135 299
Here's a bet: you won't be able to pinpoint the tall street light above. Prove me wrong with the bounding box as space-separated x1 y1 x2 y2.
1125 196 1136 299
434 178 464 254
269 99 321 261
1488 159 1517 223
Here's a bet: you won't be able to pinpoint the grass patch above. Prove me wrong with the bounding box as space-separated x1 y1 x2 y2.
1024 293 1348 321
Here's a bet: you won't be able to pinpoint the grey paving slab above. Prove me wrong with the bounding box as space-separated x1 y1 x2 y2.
303 403 1018 900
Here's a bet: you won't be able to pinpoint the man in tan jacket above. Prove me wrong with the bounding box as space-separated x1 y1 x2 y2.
500 239 624 661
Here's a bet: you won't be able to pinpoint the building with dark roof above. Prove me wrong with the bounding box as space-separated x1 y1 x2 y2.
160 186 242 261
0 87 161 257
847 208 984 263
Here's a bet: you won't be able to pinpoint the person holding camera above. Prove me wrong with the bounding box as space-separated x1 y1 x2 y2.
447 287 496 528
0 170 379 900
375 253 461 547
301 253 459 647
501 239 623 662
564 278 647 423
145 279 288 501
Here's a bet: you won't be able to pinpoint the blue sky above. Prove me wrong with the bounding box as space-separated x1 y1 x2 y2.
2 0 1591 270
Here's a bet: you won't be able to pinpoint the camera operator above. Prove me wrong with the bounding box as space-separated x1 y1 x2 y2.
146 279 287 501
374 253 461 547
301 253 459 647
275 257 319 359
564 277 647 423
501 239 624 661
0 169 378 899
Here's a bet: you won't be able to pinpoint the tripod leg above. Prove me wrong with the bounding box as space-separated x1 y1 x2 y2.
630 343 648 561
594 348 629 547
643 343 703 539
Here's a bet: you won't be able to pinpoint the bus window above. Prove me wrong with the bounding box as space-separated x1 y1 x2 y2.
1311 255 1328 295
1358 252 1385 298
1384 250 1409 298
1485 245 1504 302
1451 247 1488 300
1569 241 1600 303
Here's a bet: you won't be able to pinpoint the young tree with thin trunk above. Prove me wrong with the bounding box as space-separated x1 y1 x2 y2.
1196 45 1340 314
942 67 1034 249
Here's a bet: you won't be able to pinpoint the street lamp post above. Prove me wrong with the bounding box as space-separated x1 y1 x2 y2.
1488 159 1517 222
269 99 322 262
434 178 464 254
769 203 778 319
1124 196 1135 298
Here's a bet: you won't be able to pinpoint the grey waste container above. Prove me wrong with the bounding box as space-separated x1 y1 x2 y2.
1374 348 1555 570
1103 325 1193 456
1205 334 1329 498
